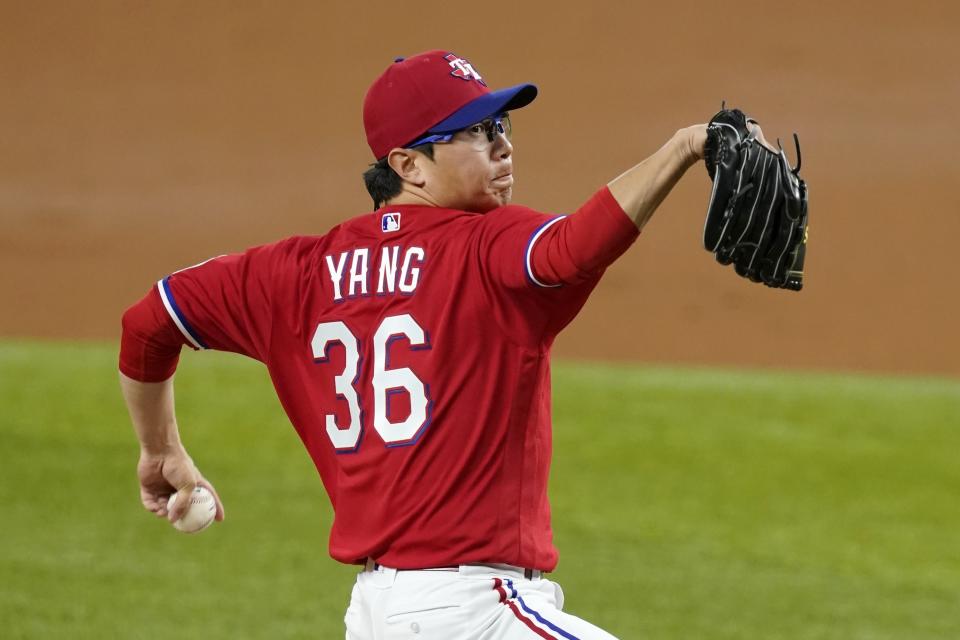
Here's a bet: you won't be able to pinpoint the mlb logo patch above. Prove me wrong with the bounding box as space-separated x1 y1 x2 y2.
381 212 401 232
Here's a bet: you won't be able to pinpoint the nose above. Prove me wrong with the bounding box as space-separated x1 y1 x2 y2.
493 132 512 160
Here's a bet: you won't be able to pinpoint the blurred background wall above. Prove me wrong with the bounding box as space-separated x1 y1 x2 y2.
2 0 957 376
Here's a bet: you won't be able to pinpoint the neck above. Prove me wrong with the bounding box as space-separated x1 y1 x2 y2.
384 186 441 208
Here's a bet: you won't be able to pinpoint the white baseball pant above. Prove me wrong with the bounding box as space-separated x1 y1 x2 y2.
344 563 620 639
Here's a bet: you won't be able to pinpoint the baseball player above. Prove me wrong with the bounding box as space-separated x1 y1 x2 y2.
119 50 718 638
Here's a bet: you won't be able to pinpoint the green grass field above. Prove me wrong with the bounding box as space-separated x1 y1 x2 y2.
2 340 959 639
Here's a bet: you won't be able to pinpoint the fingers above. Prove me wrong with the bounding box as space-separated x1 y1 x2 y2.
140 490 167 517
167 479 198 523
137 449 178 518
747 122 777 153
136 448 224 525
196 477 226 522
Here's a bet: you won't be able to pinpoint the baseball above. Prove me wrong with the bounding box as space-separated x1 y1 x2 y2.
167 486 216 533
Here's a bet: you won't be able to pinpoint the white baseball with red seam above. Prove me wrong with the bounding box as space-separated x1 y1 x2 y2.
167 486 216 533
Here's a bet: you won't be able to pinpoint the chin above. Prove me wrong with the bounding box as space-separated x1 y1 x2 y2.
491 188 512 208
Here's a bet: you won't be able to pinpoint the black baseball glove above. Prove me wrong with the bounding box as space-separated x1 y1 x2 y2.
703 107 808 291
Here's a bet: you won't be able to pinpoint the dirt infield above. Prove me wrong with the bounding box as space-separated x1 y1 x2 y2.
2 2 958 376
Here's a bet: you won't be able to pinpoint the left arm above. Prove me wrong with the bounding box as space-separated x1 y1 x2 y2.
526 125 708 287
607 125 707 230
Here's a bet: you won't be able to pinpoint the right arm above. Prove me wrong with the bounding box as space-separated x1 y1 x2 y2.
607 125 707 230
529 123 780 287
528 125 708 288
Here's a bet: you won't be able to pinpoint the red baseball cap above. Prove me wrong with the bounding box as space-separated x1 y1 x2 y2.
363 50 538 159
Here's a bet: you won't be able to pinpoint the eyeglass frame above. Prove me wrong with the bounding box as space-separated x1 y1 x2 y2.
405 113 512 149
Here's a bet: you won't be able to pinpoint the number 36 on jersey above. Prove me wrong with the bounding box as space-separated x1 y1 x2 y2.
310 313 431 453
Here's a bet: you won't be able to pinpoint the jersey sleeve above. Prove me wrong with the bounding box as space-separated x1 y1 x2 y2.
527 186 640 287
477 186 639 341
152 239 300 361
119 285 187 382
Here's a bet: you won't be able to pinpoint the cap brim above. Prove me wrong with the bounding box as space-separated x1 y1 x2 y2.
428 83 538 133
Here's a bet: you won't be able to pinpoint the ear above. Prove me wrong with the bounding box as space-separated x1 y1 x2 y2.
386 149 427 188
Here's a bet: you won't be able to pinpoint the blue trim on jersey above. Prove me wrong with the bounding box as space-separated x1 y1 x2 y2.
161 277 209 349
524 216 566 288
517 595 581 640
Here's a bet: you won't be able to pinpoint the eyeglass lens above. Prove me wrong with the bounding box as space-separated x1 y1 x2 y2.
458 114 512 149
486 114 512 141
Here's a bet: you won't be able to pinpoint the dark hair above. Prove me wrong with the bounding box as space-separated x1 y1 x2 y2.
363 144 435 209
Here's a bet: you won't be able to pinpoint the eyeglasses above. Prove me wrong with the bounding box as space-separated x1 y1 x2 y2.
407 113 512 151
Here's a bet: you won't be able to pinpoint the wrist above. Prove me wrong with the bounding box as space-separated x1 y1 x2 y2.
675 125 707 164
139 433 184 457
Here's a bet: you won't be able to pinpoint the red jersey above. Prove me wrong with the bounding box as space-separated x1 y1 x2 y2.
120 187 638 571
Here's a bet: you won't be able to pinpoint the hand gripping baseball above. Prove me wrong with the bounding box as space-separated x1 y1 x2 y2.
137 447 225 524
702 106 809 290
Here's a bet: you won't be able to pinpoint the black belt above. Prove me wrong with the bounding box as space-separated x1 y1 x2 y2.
365 559 540 580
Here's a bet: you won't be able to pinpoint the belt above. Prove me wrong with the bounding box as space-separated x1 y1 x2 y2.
364 558 542 580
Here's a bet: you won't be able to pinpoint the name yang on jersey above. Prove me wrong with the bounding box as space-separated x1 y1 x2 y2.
324 245 425 302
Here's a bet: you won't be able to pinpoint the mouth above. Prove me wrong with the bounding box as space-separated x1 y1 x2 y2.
491 172 513 188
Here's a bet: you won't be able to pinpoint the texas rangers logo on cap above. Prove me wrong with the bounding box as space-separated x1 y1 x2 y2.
362 50 537 159
444 53 486 86
381 212 401 232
